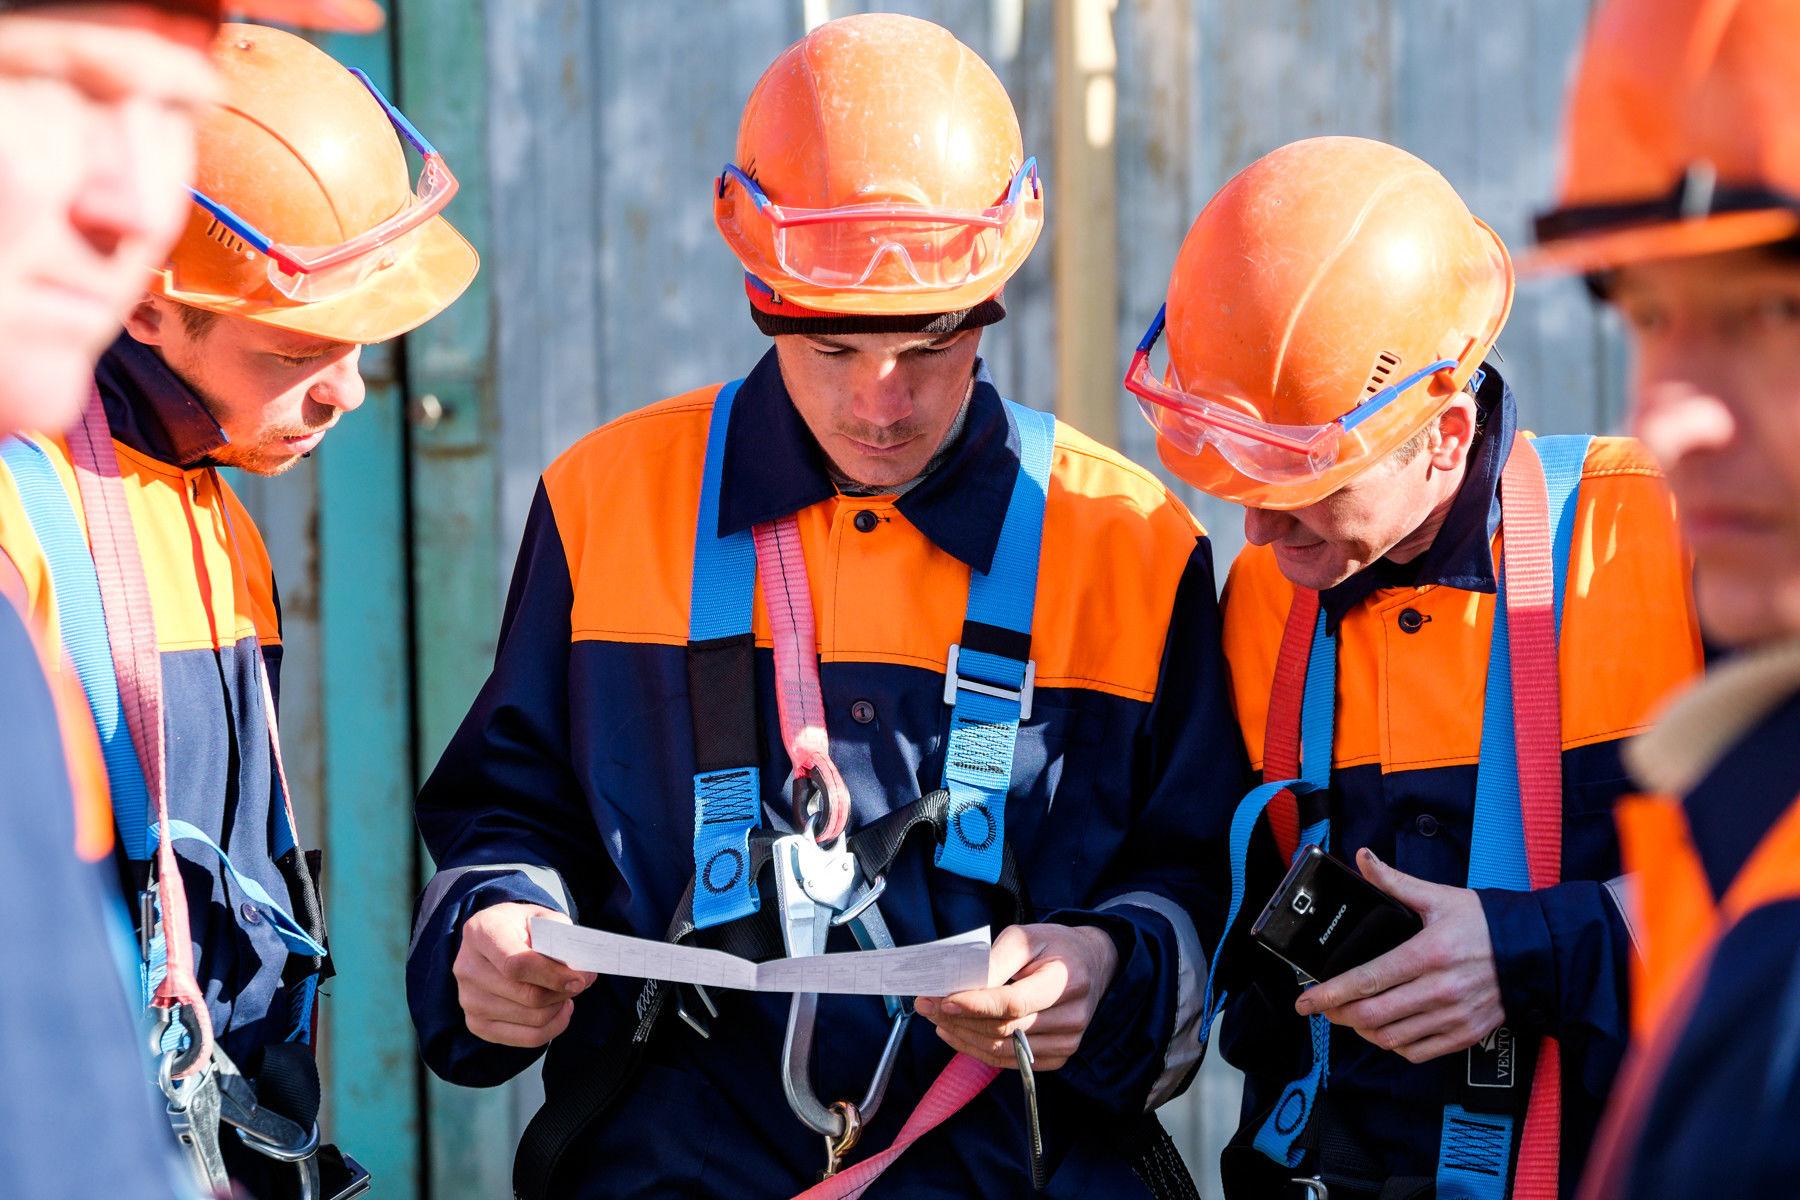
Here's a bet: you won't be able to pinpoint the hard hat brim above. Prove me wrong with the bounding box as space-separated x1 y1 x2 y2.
1522 208 1800 277
156 213 478 344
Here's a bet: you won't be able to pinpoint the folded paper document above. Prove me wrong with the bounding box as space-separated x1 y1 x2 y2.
531 919 992 997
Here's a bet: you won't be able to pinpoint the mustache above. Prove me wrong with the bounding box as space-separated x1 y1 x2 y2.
835 422 926 449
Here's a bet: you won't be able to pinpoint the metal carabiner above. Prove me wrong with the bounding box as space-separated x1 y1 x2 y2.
773 831 913 1155
1292 1176 1331 1199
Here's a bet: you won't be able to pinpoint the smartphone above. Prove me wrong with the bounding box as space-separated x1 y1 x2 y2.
1249 845 1423 986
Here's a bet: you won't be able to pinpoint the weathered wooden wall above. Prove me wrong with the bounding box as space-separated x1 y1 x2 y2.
235 2 1623 1196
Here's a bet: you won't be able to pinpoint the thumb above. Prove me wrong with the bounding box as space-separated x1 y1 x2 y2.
986 924 1039 988
1356 847 1440 917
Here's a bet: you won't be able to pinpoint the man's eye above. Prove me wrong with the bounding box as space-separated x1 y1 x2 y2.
275 353 319 367
1755 294 1800 327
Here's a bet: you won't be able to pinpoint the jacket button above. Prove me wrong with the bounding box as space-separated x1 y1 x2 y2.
850 700 876 725
1416 814 1440 837
240 901 263 925
1398 607 1426 633
853 510 879 533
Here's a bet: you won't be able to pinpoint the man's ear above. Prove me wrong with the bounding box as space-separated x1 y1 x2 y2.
121 296 166 347
1426 394 1479 473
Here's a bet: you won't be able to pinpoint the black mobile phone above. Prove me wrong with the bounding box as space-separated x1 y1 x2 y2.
1249 845 1423 986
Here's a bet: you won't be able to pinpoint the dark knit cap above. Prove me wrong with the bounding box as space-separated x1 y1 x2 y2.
743 274 1007 337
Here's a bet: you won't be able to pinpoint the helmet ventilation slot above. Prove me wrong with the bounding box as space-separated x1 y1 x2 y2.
1362 350 1403 396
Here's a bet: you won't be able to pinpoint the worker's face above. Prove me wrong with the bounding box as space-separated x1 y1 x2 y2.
1244 399 1477 592
124 297 367 476
1611 247 1800 647
0 6 216 436
775 327 982 490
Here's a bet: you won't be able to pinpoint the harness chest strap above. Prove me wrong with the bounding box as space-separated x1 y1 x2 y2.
1 393 326 1073
1250 433 1588 1200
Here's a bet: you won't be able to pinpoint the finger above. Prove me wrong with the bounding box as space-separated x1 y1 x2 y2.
493 945 592 994
1355 848 1441 916
461 988 577 1028
1319 973 1451 1031
1354 1003 1464 1055
468 1002 574 1048
985 924 1039 988
925 1009 1042 1045
934 1024 1015 1069
940 953 1072 1022
455 950 571 1011
1298 930 1434 1014
1389 1027 1476 1064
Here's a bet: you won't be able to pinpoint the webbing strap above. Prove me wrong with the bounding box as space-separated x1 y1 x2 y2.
0 421 215 1067
155 820 325 959
0 435 153 861
789 1053 1001 1200
937 401 1054 883
1264 588 1321 861
689 380 764 931
754 516 851 844
1435 433 1588 1200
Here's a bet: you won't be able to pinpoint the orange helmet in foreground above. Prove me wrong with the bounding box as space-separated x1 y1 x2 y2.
714 13 1041 319
1133 136 1513 511
150 23 476 343
1529 0 1800 275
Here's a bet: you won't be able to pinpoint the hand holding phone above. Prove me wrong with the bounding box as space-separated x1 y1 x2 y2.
1249 845 1424 986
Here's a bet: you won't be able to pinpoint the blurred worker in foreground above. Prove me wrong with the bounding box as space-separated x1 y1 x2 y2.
0 10 468 1197
1529 0 1800 1195
0 1 377 1197
407 13 1244 1198
1132 135 1702 1198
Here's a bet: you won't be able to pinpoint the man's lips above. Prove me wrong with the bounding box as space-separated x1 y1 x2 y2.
844 433 919 458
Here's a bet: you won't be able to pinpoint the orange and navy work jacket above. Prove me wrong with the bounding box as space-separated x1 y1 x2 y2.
1589 639 1800 1196
1214 369 1703 1194
407 350 1249 1197
0 334 302 1072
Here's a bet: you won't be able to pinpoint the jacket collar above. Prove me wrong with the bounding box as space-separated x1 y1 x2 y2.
94 332 227 468
717 347 1023 575
1627 636 1800 798
1319 364 1515 632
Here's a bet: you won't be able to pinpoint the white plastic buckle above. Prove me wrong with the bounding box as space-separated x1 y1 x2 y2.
942 643 1035 721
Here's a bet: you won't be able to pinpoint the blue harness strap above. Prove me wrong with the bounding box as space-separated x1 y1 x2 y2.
937 401 1054 883
1435 434 1591 1200
685 394 1053 922
687 379 763 931
1 432 328 1040
0 437 151 864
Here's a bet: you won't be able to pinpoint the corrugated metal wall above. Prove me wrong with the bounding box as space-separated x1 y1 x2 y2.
235 2 1624 1195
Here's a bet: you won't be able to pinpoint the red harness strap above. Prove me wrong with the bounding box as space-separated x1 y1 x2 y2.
1498 437 1566 1200
67 391 214 1072
1263 586 1321 864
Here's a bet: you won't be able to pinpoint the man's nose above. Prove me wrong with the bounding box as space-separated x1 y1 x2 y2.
1244 506 1293 548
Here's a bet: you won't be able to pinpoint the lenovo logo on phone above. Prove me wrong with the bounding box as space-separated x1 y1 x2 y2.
1250 846 1424 986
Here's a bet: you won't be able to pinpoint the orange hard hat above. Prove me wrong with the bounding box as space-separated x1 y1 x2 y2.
1142 136 1513 511
714 12 1041 318
1529 0 1800 275
150 23 476 343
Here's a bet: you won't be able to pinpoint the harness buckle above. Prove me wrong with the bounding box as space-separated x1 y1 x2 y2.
1292 1177 1330 1199
942 643 1035 721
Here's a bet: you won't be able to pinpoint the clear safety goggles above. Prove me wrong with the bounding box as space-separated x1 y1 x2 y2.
715 157 1042 292
1125 304 1456 484
188 68 457 303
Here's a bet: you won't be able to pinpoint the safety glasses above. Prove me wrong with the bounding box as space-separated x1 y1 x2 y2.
1125 305 1456 483
188 68 457 303
715 157 1042 292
